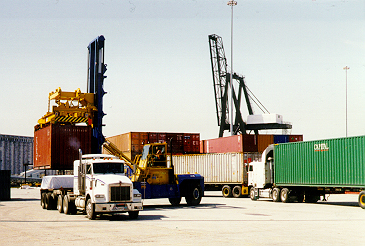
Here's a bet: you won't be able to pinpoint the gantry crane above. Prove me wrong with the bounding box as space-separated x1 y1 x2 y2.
208 34 292 137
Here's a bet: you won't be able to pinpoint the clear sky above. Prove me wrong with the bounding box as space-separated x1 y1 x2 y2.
0 0 364 141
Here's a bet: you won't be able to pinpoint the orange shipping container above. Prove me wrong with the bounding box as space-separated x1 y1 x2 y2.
257 135 274 153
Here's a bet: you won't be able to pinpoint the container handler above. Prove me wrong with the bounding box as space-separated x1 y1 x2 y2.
40 151 143 220
248 136 365 209
103 140 204 206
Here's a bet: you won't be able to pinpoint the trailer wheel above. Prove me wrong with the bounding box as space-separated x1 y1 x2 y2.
250 187 257 201
186 185 202 206
222 185 233 198
41 193 46 209
169 197 181 206
280 188 290 203
128 211 139 220
272 188 281 202
46 193 54 210
63 195 71 214
358 191 365 209
232 186 242 198
57 195 63 213
86 199 96 220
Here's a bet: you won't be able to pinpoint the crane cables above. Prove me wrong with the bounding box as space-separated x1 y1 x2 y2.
245 85 270 114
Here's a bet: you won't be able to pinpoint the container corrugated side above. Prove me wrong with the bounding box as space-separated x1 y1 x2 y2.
34 124 92 170
288 135 303 142
275 136 365 187
173 152 246 184
257 135 274 153
274 135 289 144
204 135 257 153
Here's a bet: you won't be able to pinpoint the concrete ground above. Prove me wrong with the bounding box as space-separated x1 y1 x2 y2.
0 187 364 246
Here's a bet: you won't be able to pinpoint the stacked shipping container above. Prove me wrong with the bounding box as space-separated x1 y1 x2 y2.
201 134 303 154
105 132 200 161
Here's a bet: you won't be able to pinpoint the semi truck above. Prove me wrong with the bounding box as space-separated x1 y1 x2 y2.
173 152 260 198
248 135 365 209
40 151 143 219
103 141 204 206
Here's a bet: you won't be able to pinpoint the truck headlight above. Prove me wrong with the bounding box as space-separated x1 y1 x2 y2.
95 194 105 199
133 193 141 198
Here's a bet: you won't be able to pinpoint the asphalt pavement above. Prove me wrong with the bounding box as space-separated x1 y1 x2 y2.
0 187 364 246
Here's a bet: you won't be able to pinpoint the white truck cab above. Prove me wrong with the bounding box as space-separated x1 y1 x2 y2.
71 153 143 219
248 145 275 199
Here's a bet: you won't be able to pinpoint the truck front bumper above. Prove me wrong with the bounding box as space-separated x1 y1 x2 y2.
95 202 143 213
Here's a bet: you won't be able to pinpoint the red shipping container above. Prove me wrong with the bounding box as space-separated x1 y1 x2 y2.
34 124 92 170
205 135 257 153
289 135 303 142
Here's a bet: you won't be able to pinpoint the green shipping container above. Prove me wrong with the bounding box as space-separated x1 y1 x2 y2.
275 135 365 188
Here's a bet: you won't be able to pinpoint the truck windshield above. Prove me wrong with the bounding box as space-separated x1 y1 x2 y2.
141 145 150 160
93 162 124 174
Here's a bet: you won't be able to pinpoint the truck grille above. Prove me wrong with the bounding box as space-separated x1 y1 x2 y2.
110 186 130 202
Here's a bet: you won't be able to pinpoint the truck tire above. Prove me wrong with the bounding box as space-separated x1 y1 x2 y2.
41 193 46 209
46 193 54 210
280 188 290 203
57 195 63 213
232 186 242 198
128 211 139 219
169 197 181 206
222 185 233 198
272 188 281 202
185 185 202 206
63 195 71 215
358 191 365 209
250 187 257 201
86 199 96 220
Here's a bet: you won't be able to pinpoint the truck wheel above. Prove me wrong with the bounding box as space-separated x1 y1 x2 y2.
280 188 290 203
128 211 139 220
86 199 96 220
358 191 365 209
186 185 202 206
272 188 281 202
250 187 257 201
57 195 63 213
41 193 46 209
222 185 232 198
46 193 53 210
232 186 242 198
63 195 71 215
169 197 181 206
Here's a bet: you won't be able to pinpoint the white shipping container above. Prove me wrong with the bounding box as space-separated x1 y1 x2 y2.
173 153 250 184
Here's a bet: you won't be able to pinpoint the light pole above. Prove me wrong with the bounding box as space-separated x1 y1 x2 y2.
227 0 237 136
343 66 349 137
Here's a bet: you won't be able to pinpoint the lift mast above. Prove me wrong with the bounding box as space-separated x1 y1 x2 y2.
87 35 107 154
